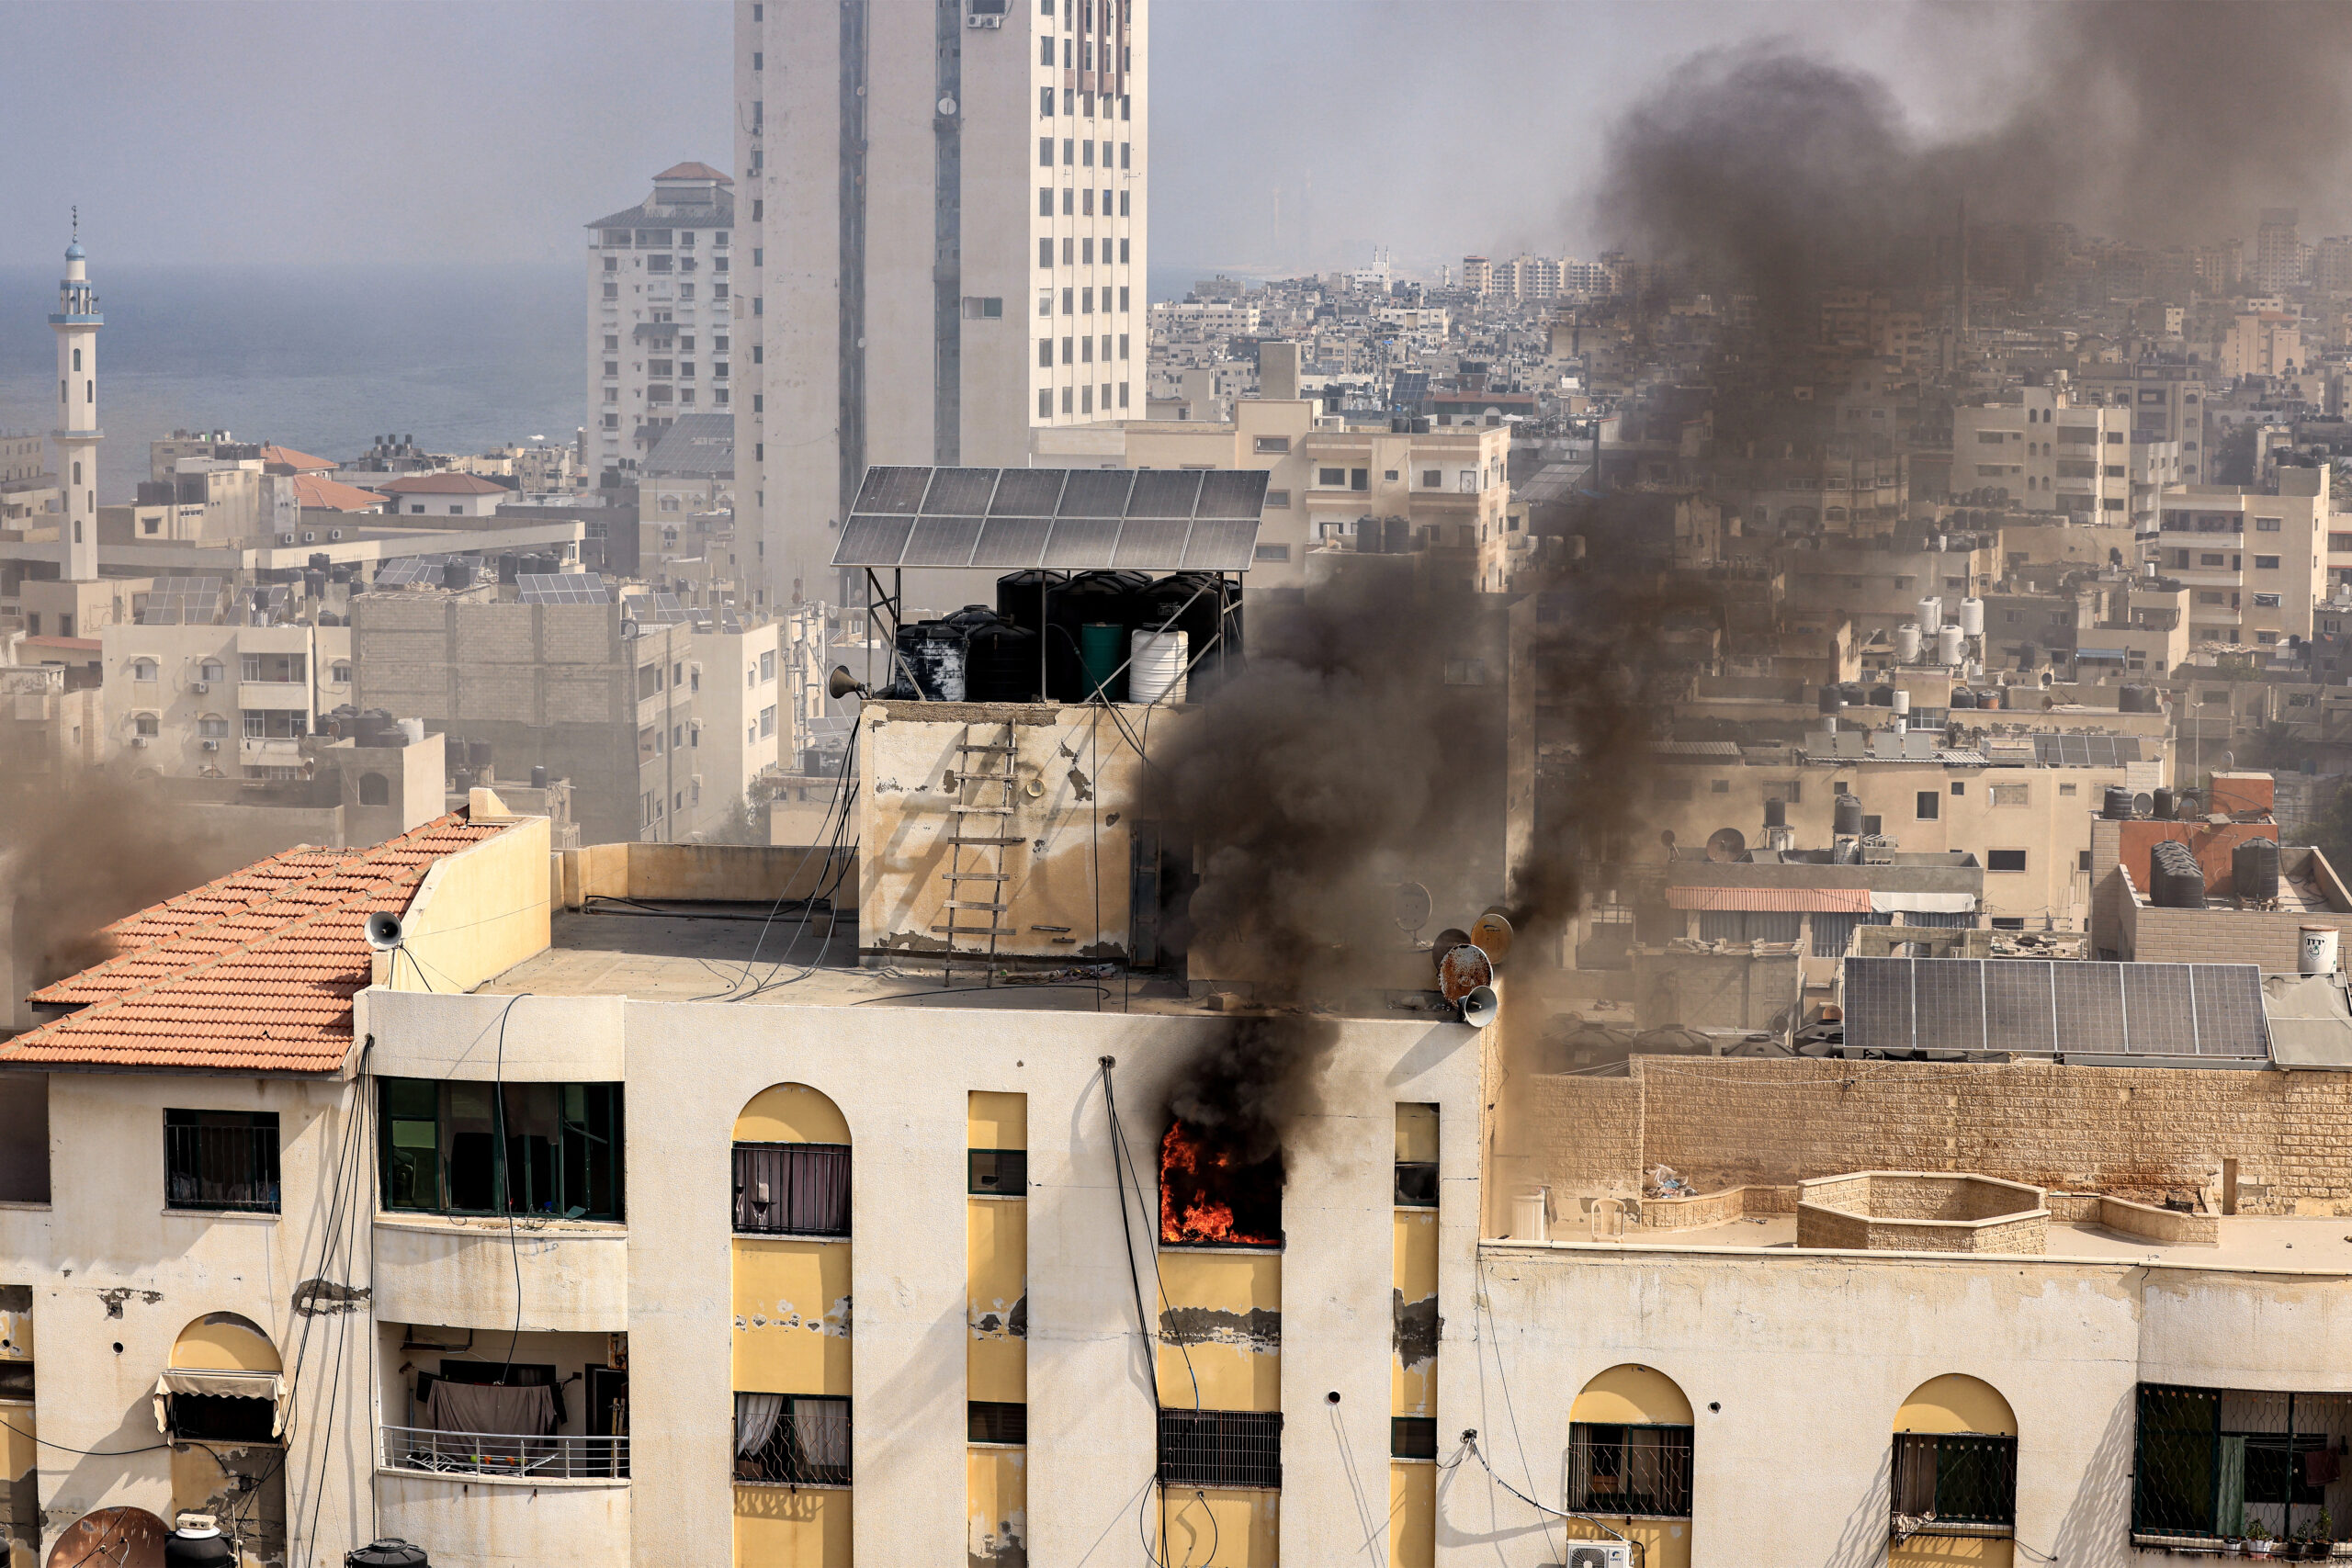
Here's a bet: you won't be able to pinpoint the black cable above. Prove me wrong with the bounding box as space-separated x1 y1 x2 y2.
0 1416 167 1457
850 983 1109 1005
703 723 863 1000
492 992 529 1380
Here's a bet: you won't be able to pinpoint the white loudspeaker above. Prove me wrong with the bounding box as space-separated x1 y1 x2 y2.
365 911 404 951
1460 986 1498 1028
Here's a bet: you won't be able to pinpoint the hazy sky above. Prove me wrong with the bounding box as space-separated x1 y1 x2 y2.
0 1 2108 276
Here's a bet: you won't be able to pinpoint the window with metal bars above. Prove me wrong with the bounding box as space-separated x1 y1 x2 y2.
732 1143 851 1235
2134 1383 2348 1540
969 1401 1027 1445
164 1110 280 1213
1893 1433 2017 1529
1157 1408 1282 1490
1566 1423 1693 1518
735 1394 851 1486
1391 1417 1436 1460
968 1148 1027 1196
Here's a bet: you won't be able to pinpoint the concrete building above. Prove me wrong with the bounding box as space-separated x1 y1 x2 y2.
1951 386 2132 521
737 0 1150 605
692 616 783 825
97 618 354 778
2079 364 2208 484
376 474 511 521
0 432 57 526
2255 206 2303 293
586 164 738 480
2154 469 2329 648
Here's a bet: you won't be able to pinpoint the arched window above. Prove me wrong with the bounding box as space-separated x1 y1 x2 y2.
197 714 229 739
198 659 226 682
133 713 159 737
1893 1374 2018 1543
130 659 157 682
732 1084 853 1495
159 1312 284 1442
358 773 390 806
1568 1363 1694 1540
732 1084 851 1236
332 661 353 682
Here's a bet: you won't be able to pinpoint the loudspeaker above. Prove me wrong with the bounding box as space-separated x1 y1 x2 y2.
1460 985 1498 1029
365 911 404 952
827 665 869 702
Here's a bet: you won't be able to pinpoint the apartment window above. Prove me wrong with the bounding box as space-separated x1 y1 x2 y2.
1061 288 1073 313
1117 381 1128 408
1060 335 1072 365
379 1079 623 1221
2254 593 2282 608
1120 141 1131 169
164 1110 279 1213
731 1141 849 1235
1985 850 2028 873
1990 784 2030 807
1393 1417 1438 1461
1039 238 1052 268
1252 435 1290 455
2199 553 2225 567
1351 468 1369 491
752 199 763 220
1081 139 1094 166
969 1402 1026 1446
2256 516 2281 532
1442 660 1487 686
1038 389 1053 418
758 705 776 739
735 1395 851 1486
752 51 761 70
1039 186 1052 217
1894 1434 2016 1529
968 1146 1027 1196
2059 783 2078 796
1119 190 1130 218
2256 555 2281 570
1253 542 1291 561
1062 238 1074 265
1040 85 1054 116
1263 489 1290 509
1158 1409 1282 1490
1062 137 1074 164
1081 335 1093 363
1118 285 1129 310
1081 386 1092 413
1118 333 1129 359
1567 1423 1694 1518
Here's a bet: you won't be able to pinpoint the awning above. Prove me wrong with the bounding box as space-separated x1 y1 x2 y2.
2075 646 2128 661
1869 892 1978 915
1666 886 1871 912
153 1368 288 1438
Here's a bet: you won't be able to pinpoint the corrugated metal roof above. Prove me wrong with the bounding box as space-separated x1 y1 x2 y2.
1651 741 1744 759
1667 886 1872 912
6 816 512 1075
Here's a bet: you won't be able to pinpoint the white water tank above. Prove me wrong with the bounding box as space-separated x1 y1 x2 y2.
1937 625 1965 664
1895 623 1922 662
1893 690 1910 715
1510 1188 1550 1242
398 717 426 746
1128 629 1189 705
1917 595 1943 633
1958 596 1985 637
2302 926 2341 976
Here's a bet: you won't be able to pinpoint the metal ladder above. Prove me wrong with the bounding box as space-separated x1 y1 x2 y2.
931 720 1020 979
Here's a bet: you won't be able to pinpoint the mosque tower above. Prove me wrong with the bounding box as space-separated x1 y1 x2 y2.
50 213 101 582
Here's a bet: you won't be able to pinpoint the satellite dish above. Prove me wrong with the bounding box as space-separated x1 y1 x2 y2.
1705 827 1747 863
1393 881 1432 936
1460 985 1499 1028
1470 910 1514 965
365 911 404 952
1437 944 1493 1003
2132 792 2154 818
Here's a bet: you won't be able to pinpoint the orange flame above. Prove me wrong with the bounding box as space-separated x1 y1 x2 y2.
1159 1121 1281 1247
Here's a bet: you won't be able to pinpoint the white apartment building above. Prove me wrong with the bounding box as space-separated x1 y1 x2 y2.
2082 365 2208 483
737 0 1149 607
2219 310 2305 378
586 164 737 481
690 617 783 823
98 619 355 777
1951 386 2131 519
2154 468 2329 648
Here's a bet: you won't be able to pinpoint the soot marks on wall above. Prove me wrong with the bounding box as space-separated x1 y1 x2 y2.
1158 1304 1282 1354
290 1279 369 1316
1392 1289 1440 1370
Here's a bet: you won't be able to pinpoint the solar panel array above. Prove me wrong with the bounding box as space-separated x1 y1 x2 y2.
623 590 691 624
518 572 612 604
138 578 223 626
373 555 454 587
831 465 1270 572
2031 733 2144 767
1842 956 2268 1058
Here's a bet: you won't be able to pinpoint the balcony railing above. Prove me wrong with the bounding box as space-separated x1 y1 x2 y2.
384 1425 628 1481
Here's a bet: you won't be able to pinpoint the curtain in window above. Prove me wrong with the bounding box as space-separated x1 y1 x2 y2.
1893 1434 1939 1517
2216 1435 2247 1538
733 1145 852 1235
734 1393 784 1459
794 1398 851 1471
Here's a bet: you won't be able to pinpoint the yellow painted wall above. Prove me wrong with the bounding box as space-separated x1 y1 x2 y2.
171 1313 281 1372
736 1085 853 1145
1156 1249 1281 1413
1570 1365 1694 1427
1391 1211 1437 1420
1563 1517 1690 1568
1157 1486 1278 1568
968 1198 1025 1404
1891 1537 2015 1568
733 1241 853 1396
390 815 552 993
735 1485 852 1568
2 1407 33 1568
1896 1375 2018 1436
1387 1462 1433 1568
966 1448 1027 1566
1395 1103 1438 1164
967 1091 1026 1151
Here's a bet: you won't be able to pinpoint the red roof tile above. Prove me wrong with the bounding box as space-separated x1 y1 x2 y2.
260 444 337 474
378 473 506 496
6 816 511 1074
291 474 386 512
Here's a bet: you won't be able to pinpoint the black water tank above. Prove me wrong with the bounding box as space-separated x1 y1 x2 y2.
1816 685 1841 715
994 570 1055 637
467 740 492 770
1763 798 1787 829
345 1543 430 1568
1949 687 1976 710
2154 787 2177 821
2102 785 2134 819
1354 517 1384 553
1868 685 1894 707
1045 572 1143 701
1838 681 1867 708
2151 840 2208 908
967 618 1041 703
1385 516 1413 554
531 764 548 789
1139 573 1224 693
1833 793 1864 837
164 1527 234 1568
2234 837 2281 903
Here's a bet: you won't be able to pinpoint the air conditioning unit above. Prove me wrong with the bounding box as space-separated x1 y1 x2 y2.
130 736 149 748
302 531 317 544
328 529 343 541
1563 1547 1633 1568
279 533 296 546
190 681 209 694
966 0 1006 25
201 739 220 751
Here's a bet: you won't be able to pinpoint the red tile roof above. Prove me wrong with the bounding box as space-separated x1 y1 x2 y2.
20 636 101 652
378 473 506 496
291 474 387 512
260 445 336 474
654 162 733 184
5 815 511 1075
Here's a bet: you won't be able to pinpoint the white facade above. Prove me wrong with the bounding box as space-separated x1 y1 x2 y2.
586 166 737 482
689 618 783 824
49 235 100 581
2155 469 2329 648
1951 387 2132 518
98 620 355 776
737 0 1149 604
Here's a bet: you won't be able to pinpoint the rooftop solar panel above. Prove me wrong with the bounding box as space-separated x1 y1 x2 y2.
970 515 1051 568
855 467 933 514
2121 964 2198 1055
1112 516 1193 570
1182 518 1261 572
2052 962 2128 1054
1911 959 1985 1053
1196 469 1271 520
921 468 1001 515
990 469 1066 515
1041 517 1120 569
1842 957 2268 1058
1126 468 1203 518
834 513 915 568
1057 468 1135 516
902 515 983 568
1982 960 2057 1054
519 572 612 604
2191 964 2269 1056
1841 957 1914 1053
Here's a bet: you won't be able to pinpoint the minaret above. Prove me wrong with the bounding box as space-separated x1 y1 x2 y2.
50 212 101 582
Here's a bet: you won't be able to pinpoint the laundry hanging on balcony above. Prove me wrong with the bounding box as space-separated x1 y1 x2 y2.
424 1380 558 1438
152 1368 288 1438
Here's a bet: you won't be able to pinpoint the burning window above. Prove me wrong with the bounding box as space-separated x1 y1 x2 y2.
1159 1122 1282 1247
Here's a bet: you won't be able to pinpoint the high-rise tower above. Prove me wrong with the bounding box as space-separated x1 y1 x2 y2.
735 0 1149 605
50 218 101 582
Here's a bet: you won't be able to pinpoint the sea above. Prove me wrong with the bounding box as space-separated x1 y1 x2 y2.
0 263 582 502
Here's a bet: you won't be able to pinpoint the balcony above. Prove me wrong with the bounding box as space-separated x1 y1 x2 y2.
240 737 305 766
238 681 311 711
385 1425 627 1480
378 1426 629 1568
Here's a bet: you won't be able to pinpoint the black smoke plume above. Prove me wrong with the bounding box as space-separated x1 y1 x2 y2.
1 774 233 991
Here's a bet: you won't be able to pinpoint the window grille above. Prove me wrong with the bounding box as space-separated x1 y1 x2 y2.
1157 1408 1282 1490
969 1402 1028 1445
1391 1417 1437 1460
164 1110 280 1213
1893 1432 2017 1528
735 1393 851 1485
968 1148 1027 1196
1566 1423 1693 1517
732 1143 852 1235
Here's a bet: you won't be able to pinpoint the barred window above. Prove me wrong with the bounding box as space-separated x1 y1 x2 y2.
165 1110 280 1213
1566 1422 1692 1518
732 1143 851 1235
1893 1432 2017 1529
1391 1417 1437 1460
1158 1408 1282 1490
969 1401 1027 1445
734 1393 851 1485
